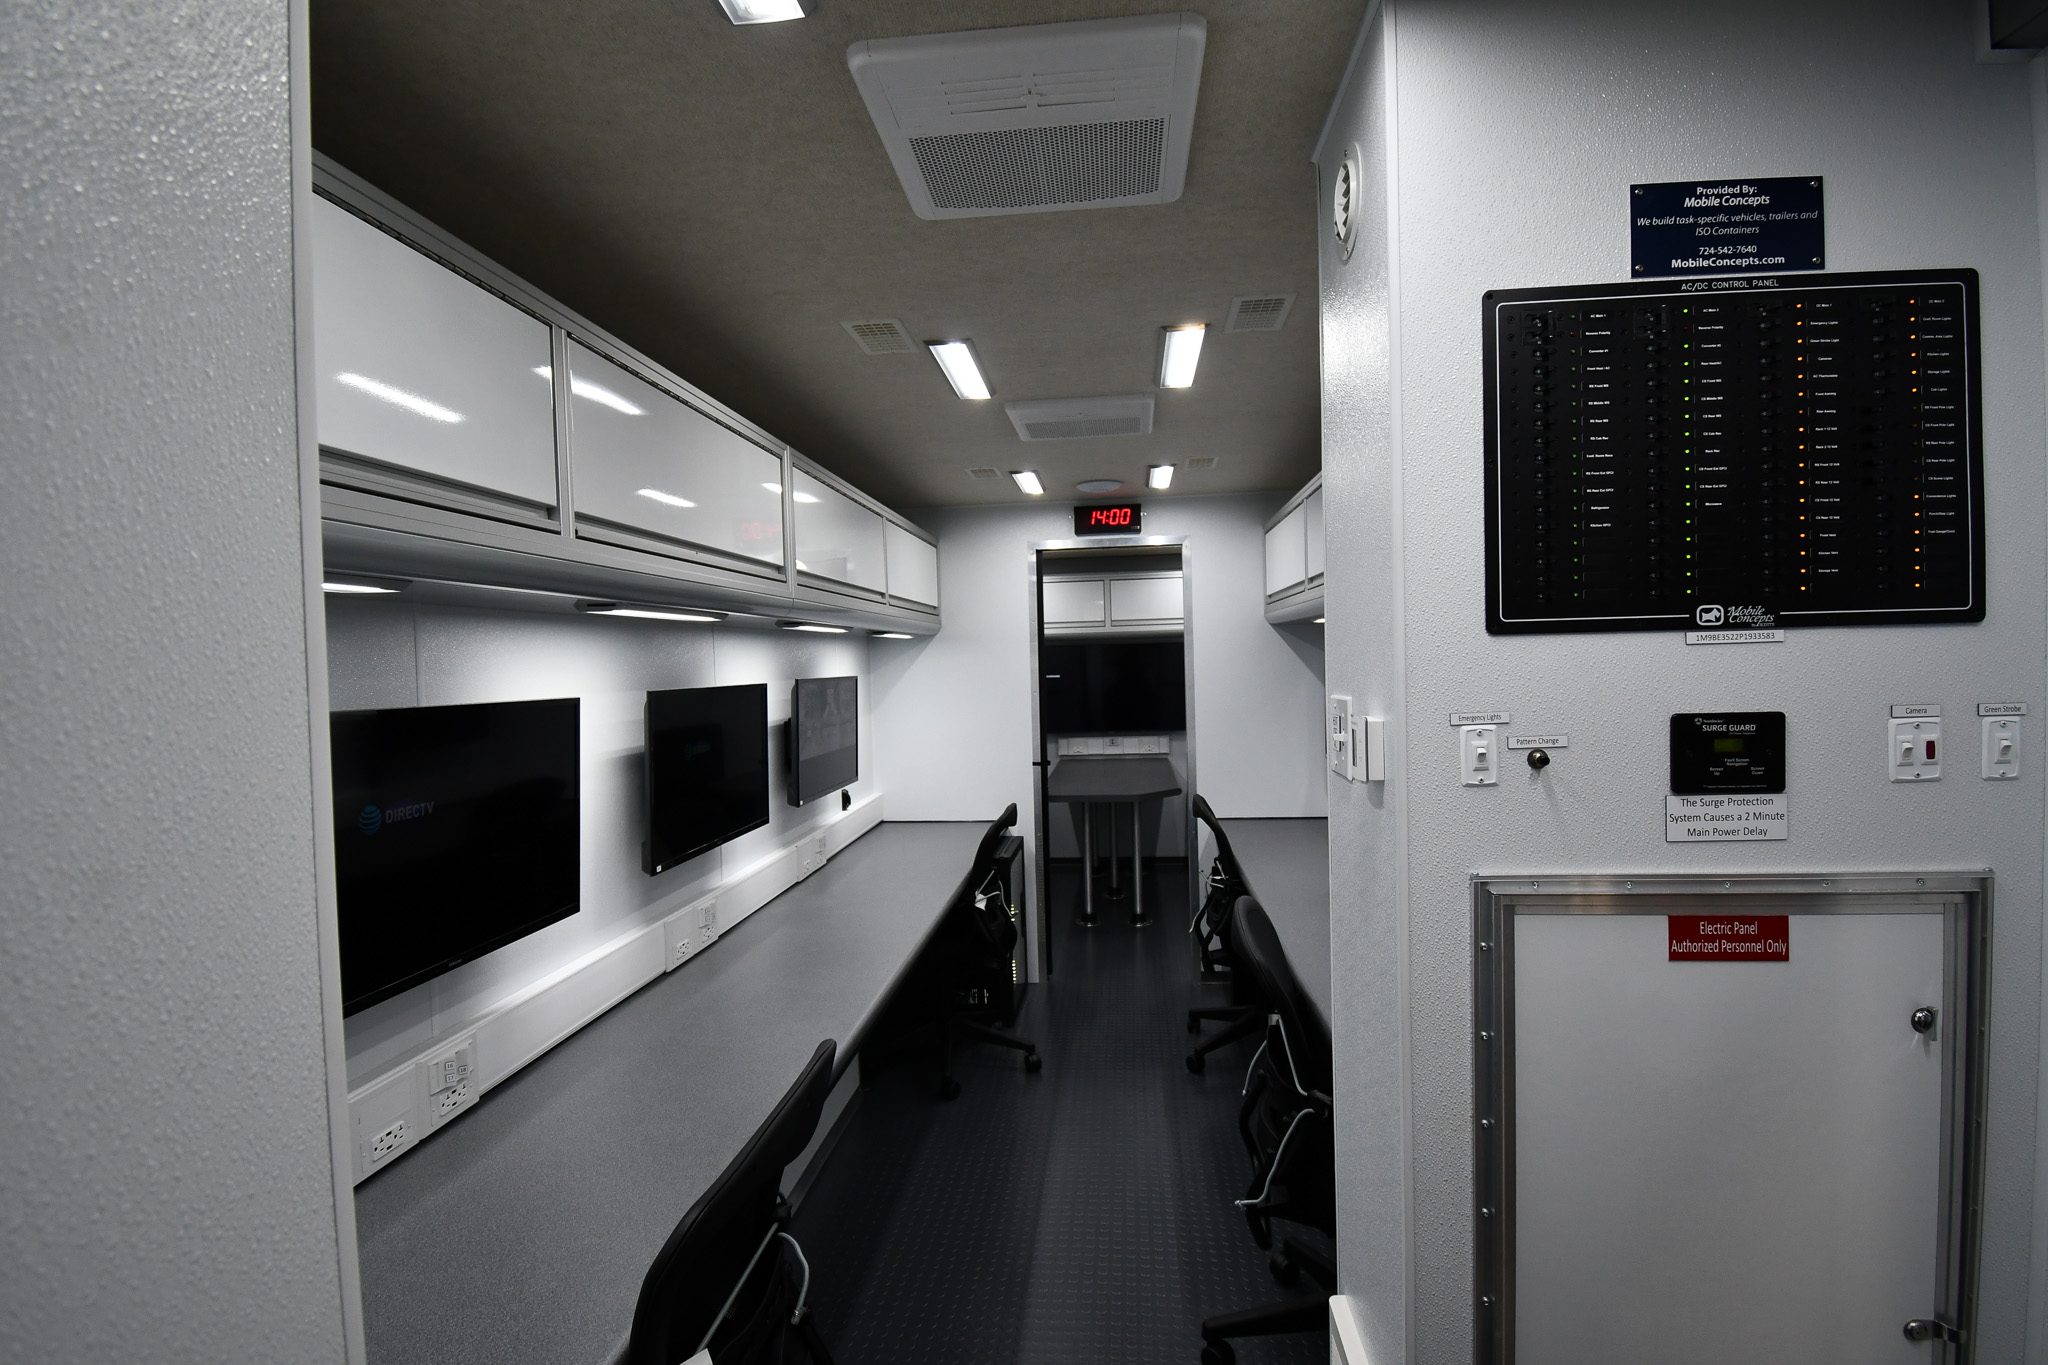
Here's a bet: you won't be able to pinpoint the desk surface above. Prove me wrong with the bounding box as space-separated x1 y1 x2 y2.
1220 818 1330 1023
1047 755 1183 800
353 820 984 1365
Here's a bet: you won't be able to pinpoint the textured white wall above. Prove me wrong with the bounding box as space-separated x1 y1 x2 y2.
1319 1 2048 1359
328 602 872 1084
872 495 1327 965
0 4 350 1361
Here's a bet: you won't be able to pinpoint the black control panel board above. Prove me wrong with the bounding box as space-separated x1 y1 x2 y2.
1483 270 1983 634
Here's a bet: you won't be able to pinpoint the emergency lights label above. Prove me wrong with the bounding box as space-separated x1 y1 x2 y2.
1668 914 1789 962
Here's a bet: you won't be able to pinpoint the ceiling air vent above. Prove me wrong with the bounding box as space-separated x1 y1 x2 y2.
1185 456 1217 470
1005 395 1155 442
1226 294 1295 333
847 13 1207 220
841 319 916 354
966 466 1003 480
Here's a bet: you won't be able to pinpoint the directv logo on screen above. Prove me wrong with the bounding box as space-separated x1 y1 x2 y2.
357 799 435 835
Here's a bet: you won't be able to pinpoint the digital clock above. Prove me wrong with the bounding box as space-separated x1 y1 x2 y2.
1075 503 1142 536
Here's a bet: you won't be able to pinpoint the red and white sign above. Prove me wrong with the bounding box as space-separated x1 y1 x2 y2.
1668 914 1789 962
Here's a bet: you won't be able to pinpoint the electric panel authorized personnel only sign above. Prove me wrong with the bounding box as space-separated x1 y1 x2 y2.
1668 914 1789 961
1631 177 1823 277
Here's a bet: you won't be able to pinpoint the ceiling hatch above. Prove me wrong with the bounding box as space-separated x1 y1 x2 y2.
847 13 1207 221
1005 395 1155 441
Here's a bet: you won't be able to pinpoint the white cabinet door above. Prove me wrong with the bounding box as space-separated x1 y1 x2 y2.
1305 487 1325 581
1042 579 1105 626
793 470 885 592
311 197 557 508
1109 575 1183 624
884 521 939 607
1264 505 1307 596
566 341 785 568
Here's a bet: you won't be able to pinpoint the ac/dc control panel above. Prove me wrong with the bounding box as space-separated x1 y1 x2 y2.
1483 270 1984 634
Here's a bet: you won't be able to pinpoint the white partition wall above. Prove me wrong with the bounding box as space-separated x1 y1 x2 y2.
566 341 786 569
311 196 557 509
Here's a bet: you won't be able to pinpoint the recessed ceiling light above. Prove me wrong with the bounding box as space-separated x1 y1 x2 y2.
715 0 811 23
1010 470 1044 496
321 579 404 595
780 621 849 634
578 601 721 623
336 372 463 424
792 491 821 504
1147 464 1175 490
1076 479 1123 494
637 487 696 508
1157 324 1206 389
874 632 914 640
928 340 992 400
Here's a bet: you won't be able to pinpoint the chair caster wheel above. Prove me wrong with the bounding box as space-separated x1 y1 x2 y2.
939 1077 962 1101
1269 1251 1299 1285
1024 1052 1042 1074
1185 1052 1205 1074
1201 1339 1235 1365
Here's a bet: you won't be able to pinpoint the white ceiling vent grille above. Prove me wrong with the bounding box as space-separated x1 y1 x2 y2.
848 14 1207 220
1004 395 1155 442
966 466 1003 480
1185 456 1218 470
841 319 916 354
1226 294 1295 332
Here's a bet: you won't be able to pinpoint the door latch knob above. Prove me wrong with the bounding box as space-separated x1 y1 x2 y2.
1911 1007 1938 1035
1903 1318 1962 1344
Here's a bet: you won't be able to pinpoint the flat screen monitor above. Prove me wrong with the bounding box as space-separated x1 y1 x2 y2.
644 683 770 874
1040 640 1186 733
788 675 858 806
331 697 580 1016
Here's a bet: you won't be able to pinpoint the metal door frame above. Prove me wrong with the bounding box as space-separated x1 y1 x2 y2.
1472 871 1991 1365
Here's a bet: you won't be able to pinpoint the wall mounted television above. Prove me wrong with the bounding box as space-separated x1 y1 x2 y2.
788 675 858 806
644 683 770 874
1040 640 1187 733
330 697 580 1016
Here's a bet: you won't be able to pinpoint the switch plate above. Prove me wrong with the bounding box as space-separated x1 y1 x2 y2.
1329 694 1354 779
1889 716 1941 781
1982 716 2020 780
1362 716 1387 783
417 1034 479 1132
1460 725 1498 786
700 899 721 946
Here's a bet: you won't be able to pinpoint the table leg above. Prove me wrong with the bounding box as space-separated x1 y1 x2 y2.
1107 801 1124 900
1081 801 1096 924
1131 800 1146 925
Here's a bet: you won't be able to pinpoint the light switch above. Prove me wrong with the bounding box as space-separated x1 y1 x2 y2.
1888 717 1941 782
1461 725 1498 787
1982 716 2020 780
1329 694 1354 779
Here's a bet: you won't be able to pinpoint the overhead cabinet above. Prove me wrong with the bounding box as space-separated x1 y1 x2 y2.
311 196 558 518
1264 473 1324 625
567 341 786 574
310 158 939 634
1042 572 1183 636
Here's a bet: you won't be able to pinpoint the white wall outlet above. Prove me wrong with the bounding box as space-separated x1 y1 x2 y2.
353 1077 418 1178
1460 725 1498 786
418 1035 479 1132
664 905 701 971
804 834 827 877
1362 716 1387 783
1982 716 2020 780
1329 694 1354 778
1889 716 1942 781
700 899 721 947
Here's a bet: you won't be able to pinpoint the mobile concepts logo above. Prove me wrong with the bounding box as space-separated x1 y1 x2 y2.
1694 603 1777 629
357 799 434 836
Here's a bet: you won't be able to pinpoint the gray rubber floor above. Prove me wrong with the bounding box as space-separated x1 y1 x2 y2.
791 859 1329 1365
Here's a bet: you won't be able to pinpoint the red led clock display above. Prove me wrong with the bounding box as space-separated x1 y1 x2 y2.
1075 503 1142 535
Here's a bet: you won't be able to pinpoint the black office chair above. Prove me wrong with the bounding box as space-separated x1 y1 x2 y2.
624 1040 839 1365
1198 897 1335 1365
919 802 1041 1099
1185 796 1264 1074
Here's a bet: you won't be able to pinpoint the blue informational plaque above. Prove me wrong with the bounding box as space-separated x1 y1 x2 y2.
1630 177 1823 278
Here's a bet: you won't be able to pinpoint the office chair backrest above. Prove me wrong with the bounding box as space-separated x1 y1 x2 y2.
1232 897 1332 1095
1190 794 1245 888
624 1039 838 1365
963 803 1020 956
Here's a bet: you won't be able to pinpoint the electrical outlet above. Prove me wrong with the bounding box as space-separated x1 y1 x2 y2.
700 899 720 947
664 905 701 971
418 1035 479 1132
353 1075 418 1179
367 1119 410 1166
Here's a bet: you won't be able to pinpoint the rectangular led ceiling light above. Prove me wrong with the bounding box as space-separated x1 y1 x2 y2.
578 602 721 623
1147 464 1174 490
1157 324 1205 388
1010 470 1045 496
848 13 1207 220
928 341 992 399
716 0 811 24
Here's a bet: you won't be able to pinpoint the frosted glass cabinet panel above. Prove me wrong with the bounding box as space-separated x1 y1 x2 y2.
792 470 885 591
885 521 939 606
1042 579 1106 626
1264 505 1307 596
567 342 785 568
1304 487 1325 581
311 196 557 507
1110 575 1183 624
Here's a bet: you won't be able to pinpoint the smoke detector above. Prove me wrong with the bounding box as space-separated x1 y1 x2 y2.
847 13 1207 220
1005 395 1154 441
1076 479 1124 494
